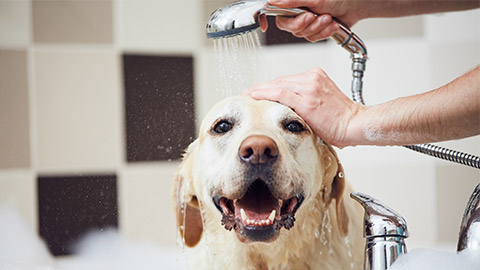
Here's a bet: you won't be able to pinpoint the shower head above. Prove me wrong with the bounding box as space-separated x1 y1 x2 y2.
206 0 262 39
206 0 305 39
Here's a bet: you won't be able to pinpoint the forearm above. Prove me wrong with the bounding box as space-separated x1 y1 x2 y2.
347 66 480 146
360 0 479 21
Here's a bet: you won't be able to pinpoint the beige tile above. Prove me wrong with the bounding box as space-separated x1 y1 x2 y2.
34 49 121 172
0 50 31 169
32 0 113 43
119 162 179 247
435 165 479 242
0 0 31 46
0 171 37 232
120 0 201 52
352 16 424 40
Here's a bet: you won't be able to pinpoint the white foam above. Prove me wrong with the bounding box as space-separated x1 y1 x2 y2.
391 248 480 270
0 206 55 270
60 230 185 270
2 205 480 270
0 205 185 270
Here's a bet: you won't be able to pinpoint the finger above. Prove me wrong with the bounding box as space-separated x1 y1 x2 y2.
299 14 332 38
247 74 313 93
302 14 333 36
248 87 305 112
259 14 268 32
276 13 315 36
305 21 340 42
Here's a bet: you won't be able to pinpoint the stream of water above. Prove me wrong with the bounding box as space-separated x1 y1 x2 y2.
212 31 269 96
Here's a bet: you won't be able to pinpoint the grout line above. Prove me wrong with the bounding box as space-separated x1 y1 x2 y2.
112 0 128 236
25 0 39 234
112 0 126 172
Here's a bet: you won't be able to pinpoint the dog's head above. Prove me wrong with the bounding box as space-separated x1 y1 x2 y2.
173 96 348 247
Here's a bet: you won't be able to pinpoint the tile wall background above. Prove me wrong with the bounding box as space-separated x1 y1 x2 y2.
0 0 479 257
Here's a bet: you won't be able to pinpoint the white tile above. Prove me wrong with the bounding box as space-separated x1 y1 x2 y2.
357 38 432 105
119 0 202 52
119 162 180 247
352 16 424 40
34 49 121 173
430 42 480 89
435 165 479 242
194 48 222 129
0 0 30 46
425 9 480 44
0 171 37 232
341 160 437 245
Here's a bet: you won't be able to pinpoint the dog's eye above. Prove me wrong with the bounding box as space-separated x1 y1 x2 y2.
285 121 305 133
213 120 233 134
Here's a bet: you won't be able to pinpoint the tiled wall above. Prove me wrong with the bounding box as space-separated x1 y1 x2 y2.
0 0 479 256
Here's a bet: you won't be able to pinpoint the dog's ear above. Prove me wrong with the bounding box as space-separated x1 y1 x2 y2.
173 139 203 247
322 144 349 237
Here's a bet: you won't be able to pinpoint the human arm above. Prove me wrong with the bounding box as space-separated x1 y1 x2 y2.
260 0 480 42
243 66 480 148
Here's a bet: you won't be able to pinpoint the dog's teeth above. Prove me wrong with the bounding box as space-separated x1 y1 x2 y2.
268 210 276 222
240 208 248 222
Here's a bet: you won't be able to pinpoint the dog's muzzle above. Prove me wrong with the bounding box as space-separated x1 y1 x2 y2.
212 135 304 243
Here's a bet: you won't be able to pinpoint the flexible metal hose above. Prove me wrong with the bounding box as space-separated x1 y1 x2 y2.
404 144 480 169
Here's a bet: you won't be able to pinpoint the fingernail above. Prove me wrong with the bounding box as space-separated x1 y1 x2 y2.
304 13 314 24
249 90 259 98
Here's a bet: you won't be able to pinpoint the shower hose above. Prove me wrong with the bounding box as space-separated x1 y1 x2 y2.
350 57 480 169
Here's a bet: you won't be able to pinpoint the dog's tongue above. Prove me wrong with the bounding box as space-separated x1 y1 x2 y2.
234 180 280 223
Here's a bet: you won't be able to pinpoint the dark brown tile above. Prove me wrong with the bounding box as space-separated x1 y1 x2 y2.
123 54 195 162
38 174 118 256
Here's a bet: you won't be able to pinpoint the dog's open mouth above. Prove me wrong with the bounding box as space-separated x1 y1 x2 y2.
213 180 304 242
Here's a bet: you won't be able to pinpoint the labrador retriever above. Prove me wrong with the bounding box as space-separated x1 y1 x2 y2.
173 96 363 269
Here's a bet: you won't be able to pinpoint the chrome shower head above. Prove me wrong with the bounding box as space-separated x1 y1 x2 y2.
206 0 305 39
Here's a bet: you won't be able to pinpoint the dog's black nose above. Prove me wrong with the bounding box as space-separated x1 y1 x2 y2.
239 135 278 165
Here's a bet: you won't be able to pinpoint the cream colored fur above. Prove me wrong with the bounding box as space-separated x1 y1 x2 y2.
173 96 364 270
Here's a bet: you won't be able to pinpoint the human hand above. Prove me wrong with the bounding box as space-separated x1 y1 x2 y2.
259 0 364 42
243 68 365 148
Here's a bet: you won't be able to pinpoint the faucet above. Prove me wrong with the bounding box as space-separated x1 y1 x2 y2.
457 182 480 253
350 192 409 270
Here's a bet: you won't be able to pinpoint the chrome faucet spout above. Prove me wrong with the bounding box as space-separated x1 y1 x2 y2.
351 192 409 270
457 182 480 253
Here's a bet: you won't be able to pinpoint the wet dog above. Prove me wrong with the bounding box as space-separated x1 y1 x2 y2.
173 96 363 269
